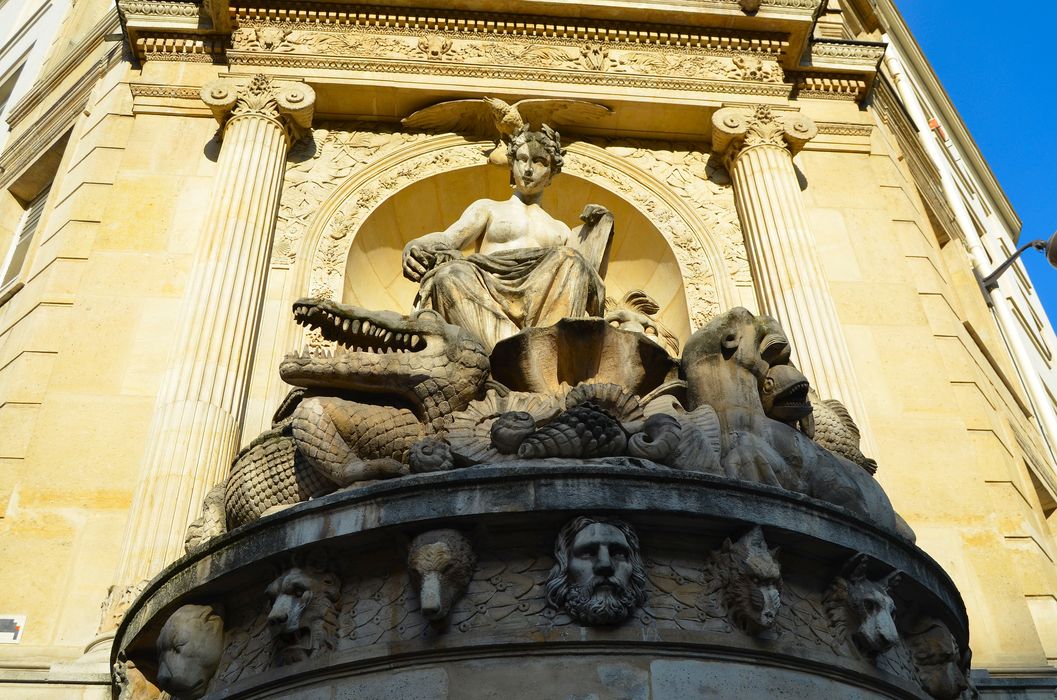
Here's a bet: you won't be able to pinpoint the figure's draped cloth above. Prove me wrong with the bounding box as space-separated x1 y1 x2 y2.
414 246 605 351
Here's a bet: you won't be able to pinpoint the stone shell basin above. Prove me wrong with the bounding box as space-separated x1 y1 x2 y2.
489 318 679 394
114 464 969 700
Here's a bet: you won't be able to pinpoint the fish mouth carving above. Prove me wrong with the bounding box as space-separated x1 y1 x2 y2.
762 364 812 422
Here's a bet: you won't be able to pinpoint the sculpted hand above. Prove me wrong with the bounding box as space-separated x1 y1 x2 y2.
402 243 436 282
403 242 462 282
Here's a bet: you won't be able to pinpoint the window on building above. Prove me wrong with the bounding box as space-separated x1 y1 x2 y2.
0 184 50 302
0 62 25 119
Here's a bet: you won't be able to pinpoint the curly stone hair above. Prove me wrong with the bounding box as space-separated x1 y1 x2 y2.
506 123 564 175
545 515 647 610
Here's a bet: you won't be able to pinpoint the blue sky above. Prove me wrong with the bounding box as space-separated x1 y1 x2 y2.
897 4 1057 324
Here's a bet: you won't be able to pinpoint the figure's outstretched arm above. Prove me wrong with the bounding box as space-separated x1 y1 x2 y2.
403 200 491 282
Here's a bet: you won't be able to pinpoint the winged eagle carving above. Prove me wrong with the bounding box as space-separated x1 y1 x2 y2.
401 97 612 164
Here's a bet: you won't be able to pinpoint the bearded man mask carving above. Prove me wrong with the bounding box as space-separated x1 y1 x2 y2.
546 516 647 625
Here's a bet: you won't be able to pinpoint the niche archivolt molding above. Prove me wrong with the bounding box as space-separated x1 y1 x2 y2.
283 130 745 350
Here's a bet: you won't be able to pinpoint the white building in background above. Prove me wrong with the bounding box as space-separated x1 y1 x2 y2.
868 1 1057 524
0 0 70 146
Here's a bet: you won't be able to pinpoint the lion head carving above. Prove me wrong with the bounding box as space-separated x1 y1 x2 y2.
266 555 340 665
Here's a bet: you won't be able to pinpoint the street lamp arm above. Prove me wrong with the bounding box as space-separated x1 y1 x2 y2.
977 233 1057 294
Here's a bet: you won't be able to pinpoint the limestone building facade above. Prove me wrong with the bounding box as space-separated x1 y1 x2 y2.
0 0 1055 697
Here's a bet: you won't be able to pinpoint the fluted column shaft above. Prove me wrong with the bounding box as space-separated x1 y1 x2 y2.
113 76 315 592
713 106 873 450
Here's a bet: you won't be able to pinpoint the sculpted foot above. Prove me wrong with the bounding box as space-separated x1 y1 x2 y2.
340 457 408 485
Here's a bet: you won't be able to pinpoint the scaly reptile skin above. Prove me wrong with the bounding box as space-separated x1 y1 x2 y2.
223 300 489 528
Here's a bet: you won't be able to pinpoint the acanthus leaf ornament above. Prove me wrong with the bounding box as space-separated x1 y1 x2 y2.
201 75 317 144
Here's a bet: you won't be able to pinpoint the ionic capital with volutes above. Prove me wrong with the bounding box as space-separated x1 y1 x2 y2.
201 74 316 143
711 106 817 171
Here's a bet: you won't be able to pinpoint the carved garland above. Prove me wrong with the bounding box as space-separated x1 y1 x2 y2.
287 132 742 335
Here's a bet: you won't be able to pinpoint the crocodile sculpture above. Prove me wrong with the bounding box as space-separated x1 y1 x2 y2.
208 299 490 532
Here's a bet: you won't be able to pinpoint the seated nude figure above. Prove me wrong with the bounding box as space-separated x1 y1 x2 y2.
403 125 605 351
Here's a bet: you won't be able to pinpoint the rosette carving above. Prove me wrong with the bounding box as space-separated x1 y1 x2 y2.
201 74 316 143
711 106 817 170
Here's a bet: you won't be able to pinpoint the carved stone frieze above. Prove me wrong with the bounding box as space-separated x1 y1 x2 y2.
201 528 938 696
201 74 316 142
129 84 202 100
118 0 199 17
809 40 887 63
816 122 874 138
274 126 425 267
231 10 790 57
228 27 785 91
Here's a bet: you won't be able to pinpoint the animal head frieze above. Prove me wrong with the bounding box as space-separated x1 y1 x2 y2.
711 526 783 636
156 604 225 700
265 550 341 666
408 529 477 623
825 554 902 657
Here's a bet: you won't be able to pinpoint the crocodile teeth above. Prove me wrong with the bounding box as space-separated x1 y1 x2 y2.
384 331 393 343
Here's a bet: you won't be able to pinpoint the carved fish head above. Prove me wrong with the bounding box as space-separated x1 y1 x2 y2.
760 364 812 423
681 307 791 412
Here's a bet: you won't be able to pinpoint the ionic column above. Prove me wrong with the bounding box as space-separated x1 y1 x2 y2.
112 76 315 596
712 106 873 449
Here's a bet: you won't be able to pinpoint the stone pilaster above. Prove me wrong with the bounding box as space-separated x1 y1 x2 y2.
712 105 873 448
111 76 315 598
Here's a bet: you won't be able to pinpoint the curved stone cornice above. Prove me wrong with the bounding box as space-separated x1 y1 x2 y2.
113 464 967 700
711 105 817 170
201 74 316 142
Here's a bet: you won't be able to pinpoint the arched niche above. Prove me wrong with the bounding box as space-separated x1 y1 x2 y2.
295 136 738 354
342 163 691 342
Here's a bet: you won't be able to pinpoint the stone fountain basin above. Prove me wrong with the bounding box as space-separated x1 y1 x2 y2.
115 463 966 700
